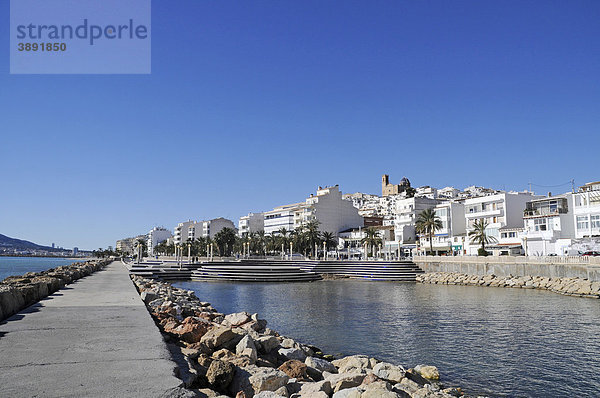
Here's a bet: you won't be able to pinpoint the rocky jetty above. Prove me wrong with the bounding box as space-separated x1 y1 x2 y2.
417 272 600 298
132 276 469 398
0 259 111 321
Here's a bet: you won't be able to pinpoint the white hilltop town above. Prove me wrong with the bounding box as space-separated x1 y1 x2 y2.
117 175 600 258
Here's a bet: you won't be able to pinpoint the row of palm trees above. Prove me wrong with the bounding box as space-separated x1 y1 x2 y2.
415 208 496 255
150 221 340 259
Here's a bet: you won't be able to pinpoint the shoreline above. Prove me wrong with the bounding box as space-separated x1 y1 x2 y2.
416 272 600 298
132 275 470 398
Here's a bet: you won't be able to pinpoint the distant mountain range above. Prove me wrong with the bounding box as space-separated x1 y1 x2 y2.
0 234 59 251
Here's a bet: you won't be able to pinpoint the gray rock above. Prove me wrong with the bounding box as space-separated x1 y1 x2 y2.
249 367 290 394
257 336 280 353
306 357 337 373
299 380 332 396
372 362 405 383
278 347 306 362
225 311 251 326
206 360 235 391
237 335 258 361
281 338 296 348
332 355 371 373
332 387 362 398
200 326 237 350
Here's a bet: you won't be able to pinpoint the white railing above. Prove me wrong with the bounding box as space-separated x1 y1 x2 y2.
413 255 600 266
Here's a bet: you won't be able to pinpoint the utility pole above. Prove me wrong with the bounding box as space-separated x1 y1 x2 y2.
571 179 575 193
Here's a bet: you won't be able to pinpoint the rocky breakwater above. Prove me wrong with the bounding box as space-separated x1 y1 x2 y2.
417 272 600 299
132 275 469 398
0 259 111 321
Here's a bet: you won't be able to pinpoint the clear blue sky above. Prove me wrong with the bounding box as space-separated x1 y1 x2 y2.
1 0 599 250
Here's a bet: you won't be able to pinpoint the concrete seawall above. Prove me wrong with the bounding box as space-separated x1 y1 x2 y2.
414 256 600 282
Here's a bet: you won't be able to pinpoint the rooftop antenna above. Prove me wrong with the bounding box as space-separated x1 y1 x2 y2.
571 179 575 193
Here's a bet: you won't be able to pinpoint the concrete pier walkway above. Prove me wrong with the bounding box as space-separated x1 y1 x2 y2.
0 261 182 397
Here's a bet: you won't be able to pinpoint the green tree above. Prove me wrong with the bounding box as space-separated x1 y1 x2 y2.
215 227 237 257
135 238 147 259
468 219 497 256
303 220 321 257
321 231 337 251
415 208 443 255
361 227 382 257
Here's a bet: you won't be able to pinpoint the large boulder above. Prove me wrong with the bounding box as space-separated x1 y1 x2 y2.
332 387 362 398
236 335 258 361
277 359 308 380
326 372 366 393
414 365 440 381
225 312 251 327
332 355 371 373
201 326 237 350
306 356 337 373
278 347 306 362
170 317 212 344
248 367 290 394
299 380 332 396
206 360 235 392
256 336 280 353
372 362 406 383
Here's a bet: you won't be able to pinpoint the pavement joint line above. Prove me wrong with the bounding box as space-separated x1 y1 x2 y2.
0 357 173 369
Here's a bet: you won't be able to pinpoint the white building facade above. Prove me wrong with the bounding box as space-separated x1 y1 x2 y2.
238 212 265 236
573 182 600 239
521 194 575 256
147 227 172 255
264 185 363 236
464 192 542 255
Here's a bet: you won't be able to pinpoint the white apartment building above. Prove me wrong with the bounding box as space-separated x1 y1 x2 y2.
573 182 600 239
116 235 146 255
438 187 460 200
264 203 307 235
174 218 237 243
415 186 438 199
521 194 575 256
147 227 172 255
393 196 441 245
464 191 541 255
264 185 363 236
174 220 196 245
238 212 264 236
418 201 466 254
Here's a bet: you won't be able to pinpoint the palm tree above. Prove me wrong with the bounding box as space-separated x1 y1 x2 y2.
361 227 382 257
415 208 443 255
469 219 497 256
215 227 237 257
303 220 321 257
321 231 337 251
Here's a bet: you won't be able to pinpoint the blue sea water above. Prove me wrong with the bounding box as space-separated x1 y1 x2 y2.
175 280 600 398
0 256 87 281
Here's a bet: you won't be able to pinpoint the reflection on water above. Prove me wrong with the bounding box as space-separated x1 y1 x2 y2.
175 280 600 397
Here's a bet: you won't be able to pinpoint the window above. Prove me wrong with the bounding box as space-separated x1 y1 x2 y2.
501 233 507 238
509 232 516 238
534 218 547 231
591 215 600 229
577 216 589 230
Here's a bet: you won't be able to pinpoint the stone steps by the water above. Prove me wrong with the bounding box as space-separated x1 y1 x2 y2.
129 259 423 282
192 262 322 282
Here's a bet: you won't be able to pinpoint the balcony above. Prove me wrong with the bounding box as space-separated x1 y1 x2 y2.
523 208 568 218
465 208 503 218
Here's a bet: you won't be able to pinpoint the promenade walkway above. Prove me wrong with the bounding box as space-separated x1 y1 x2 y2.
0 261 182 397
